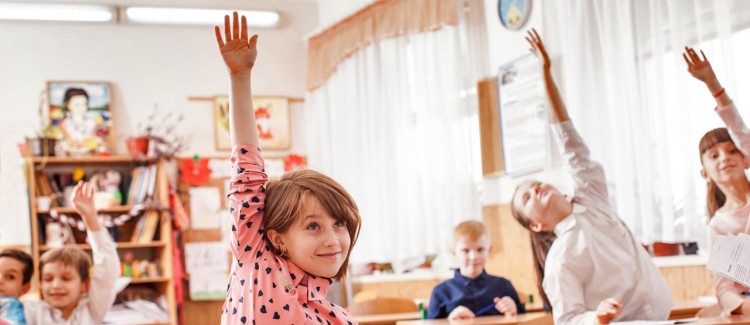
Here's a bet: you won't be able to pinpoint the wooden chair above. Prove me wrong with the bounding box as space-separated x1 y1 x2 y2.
695 303 722 318
346 297 419 316
352 290 379 303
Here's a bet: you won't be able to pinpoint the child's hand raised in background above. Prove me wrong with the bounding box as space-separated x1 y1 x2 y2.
494 296 517 316
526 28 551 71
683 47 718 84
215 11 258 76
70 181 102 231
448 305 475 322
595 298 621 324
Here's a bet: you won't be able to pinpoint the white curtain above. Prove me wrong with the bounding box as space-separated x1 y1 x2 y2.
305 26 482 267
543 0 750 247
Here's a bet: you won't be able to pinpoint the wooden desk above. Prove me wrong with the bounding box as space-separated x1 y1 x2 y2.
678 315 750 324
357 312 421 325
669 301 712 320
396 312 552 325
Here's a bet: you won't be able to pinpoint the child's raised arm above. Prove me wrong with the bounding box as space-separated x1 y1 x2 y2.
525 29 607 202
215 11 260 147
70 181 120 323
526 28 569 124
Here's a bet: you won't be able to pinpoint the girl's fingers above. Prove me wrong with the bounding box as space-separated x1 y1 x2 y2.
232 11 239 40
214 26 225 48
683 53 692 67
224 15 231 42
700 49 707 62
241 15 247 40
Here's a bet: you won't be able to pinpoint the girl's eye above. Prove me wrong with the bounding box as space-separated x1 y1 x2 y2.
477 248 484 253
306 223 320 230
334 220 346 228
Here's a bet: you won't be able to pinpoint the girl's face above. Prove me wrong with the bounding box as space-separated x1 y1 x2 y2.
41 262 87 315
272 195 351 278
512 181 569 232
701 141 749 185
67 95 88 117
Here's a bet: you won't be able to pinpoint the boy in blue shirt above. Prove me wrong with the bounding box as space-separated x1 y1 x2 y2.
427 220 524 320
0 249 33 325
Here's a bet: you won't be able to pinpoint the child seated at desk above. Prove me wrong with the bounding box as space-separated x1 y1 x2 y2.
0 249 33 325
427 220 524 320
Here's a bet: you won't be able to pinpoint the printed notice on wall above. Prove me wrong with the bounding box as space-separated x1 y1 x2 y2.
497 54 549 175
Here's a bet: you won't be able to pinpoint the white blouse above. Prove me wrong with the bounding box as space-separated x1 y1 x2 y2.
542 121 673 325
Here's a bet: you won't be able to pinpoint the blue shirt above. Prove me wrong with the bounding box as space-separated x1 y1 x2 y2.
427 269 524 319
0 296 26 325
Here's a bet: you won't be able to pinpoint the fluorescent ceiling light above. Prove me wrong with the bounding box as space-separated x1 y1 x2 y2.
0 2 114 22
125 7 280 28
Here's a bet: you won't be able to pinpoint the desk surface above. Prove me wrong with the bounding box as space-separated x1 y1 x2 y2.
357 312 421 325
395 312 552 325
682 315 750 324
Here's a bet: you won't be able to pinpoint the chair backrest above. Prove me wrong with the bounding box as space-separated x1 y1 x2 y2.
695 304 722 318
352 290 379 303
346 297 419 316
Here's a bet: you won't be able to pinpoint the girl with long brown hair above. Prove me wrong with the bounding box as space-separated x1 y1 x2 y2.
509 29 673 325
685 47 750 316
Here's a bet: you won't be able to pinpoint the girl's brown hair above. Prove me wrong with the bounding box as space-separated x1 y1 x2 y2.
510 180 556 310
263 169 361 281
699 127 732 218
39 246 92 282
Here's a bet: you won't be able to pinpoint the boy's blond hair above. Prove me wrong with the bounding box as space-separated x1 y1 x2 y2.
453 220 488 243
39 246 92 282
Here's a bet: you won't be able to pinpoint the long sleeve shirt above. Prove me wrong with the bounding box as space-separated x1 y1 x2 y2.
221 144 354 325
427 269 523 319
24 230 120 325
709 102 750 314
543 121 673 325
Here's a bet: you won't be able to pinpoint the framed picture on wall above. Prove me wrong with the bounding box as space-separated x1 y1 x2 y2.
47 81 113 156
213 96 291 151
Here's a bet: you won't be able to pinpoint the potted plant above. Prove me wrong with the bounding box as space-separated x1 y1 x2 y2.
129 106 190 160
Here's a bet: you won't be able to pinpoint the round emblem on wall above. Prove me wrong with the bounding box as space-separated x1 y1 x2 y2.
498 0 531 30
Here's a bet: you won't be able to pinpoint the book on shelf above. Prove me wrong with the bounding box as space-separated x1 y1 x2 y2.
126 165 158 205
130 211 159 244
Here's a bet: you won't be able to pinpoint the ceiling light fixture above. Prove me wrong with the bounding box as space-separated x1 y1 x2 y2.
0 2 115 22
124 7 280 28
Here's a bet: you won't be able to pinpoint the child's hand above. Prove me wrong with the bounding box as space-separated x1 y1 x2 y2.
448 305 475 321
494 296 517 316
70 181 102 231
595 298 621 324
214 11 259 76
526 28 550 71
683 47 718 84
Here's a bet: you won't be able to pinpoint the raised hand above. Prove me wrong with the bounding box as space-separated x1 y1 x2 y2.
595 298 621 325
215 11 258 76
526 28 550 71
683 47 718 84
494 296 518 316
70 181 102 231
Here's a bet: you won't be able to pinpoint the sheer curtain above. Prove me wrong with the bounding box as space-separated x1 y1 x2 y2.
543 0 750 247
305 26 482 266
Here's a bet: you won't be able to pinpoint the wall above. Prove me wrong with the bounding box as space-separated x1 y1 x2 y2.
0 1 318 246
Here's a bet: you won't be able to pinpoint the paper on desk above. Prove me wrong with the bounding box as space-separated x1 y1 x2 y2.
611 318 697 325
707 233 750 287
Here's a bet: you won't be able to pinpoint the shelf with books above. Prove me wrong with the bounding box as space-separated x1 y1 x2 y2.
25 157 177 325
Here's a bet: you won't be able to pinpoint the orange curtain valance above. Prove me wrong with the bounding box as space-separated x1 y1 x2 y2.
306 0 458 91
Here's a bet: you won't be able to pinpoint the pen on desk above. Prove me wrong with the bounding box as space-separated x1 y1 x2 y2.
474 302 496 317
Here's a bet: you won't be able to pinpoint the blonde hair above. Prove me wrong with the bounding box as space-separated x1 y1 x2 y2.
263 169 361 280
39 246 91 282
453 220 488 243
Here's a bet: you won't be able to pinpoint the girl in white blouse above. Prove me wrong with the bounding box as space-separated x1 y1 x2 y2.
509 29 673 325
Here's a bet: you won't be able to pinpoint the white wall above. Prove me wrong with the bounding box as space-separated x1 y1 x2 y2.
315 0 373 32
0 2 318 246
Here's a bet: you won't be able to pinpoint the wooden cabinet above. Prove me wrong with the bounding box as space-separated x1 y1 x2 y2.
25 156 177 325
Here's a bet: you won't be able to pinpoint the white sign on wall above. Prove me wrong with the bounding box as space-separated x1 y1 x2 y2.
497 54 549 175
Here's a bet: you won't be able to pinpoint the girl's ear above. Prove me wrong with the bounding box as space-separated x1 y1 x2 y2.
530 222 543 233
266 229 284 249
81 278 90 293
700 168 710 182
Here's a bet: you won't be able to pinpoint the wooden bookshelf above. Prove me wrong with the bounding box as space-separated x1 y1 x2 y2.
26 157 177 325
